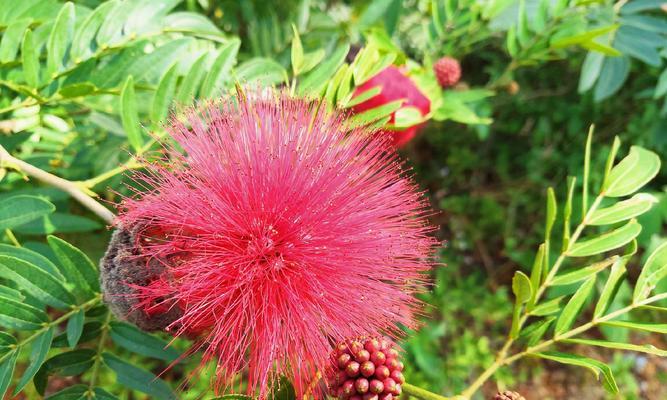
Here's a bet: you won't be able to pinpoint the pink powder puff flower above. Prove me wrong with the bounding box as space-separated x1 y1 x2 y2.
112 89 437 398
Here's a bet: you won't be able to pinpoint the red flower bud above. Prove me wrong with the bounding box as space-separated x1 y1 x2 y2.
355 377 370 394
369 379 384 394
375 365 390 380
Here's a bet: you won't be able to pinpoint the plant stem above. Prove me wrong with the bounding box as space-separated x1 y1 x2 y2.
87 311 112 397
460 193 605 398
0 145 115 224
403 383 452 400
460 288 667 398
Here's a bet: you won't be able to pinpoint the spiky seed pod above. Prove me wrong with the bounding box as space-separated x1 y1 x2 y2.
100 226 182 332
327 337 405 399
493 390 526 400
433 56 461 88
111 89 437 398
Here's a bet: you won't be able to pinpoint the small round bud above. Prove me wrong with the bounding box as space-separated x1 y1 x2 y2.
342 380 356 396
379 338 390 350
338 353 352 368
364 338 381 353
336 370 349 385
393 384 402 396
362 394 379 400
337 386 348 400
385 357 399 371
385 348 399 359
370 351 386 365
360 361 375 377
390 370 404 384
378 393 393 400
369 379 384 394
374 365 390 380
349 340 364 355
355 349 371 363
382 378 396 394
355 378 369 394
337 342 350 354
396 361 404 371
346 361 360 377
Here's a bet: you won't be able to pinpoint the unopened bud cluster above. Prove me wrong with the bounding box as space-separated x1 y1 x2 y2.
326 337 405 400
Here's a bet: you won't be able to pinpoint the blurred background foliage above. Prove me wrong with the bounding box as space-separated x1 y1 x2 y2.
0 0 666 399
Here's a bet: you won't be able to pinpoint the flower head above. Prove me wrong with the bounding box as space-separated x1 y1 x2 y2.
351 66 431 147
433 56 461 88
113 89 436 398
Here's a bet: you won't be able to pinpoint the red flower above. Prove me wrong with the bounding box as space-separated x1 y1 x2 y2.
115 90 436 398
351 66 431 148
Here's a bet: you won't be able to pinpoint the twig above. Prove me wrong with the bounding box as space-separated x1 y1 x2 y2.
0 145 115 224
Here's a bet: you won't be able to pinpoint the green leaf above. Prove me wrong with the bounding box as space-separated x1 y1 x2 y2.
633 241 667 303
594 56 630 102
47 235 99 299
348 100 403 127
46 2 75 77
150 62 179 124
103 353 177 400
109 322 180 362
21 29 40 87
70 0 117 62
604 146 661 197
601 320 667 334
530 296 565 316
58 82 97 98
298 44 349 95
66 309 84 348
358 0 394 30
589 194 657 226
602 136 621 189
0 296 48 330
0 351 18 398
563 338 667 357
520 317 555 346
551 257 617 286
567 219 641 257
0 195 55 230
582 126 593 216
535 352 618 393
0 256 75 309
512 271 532 304
53 321 101 348
120 76 144 152
621 0 666 14
554 276 596 335
200 39 240 99
545 187 557 241
562 177 577 250
0 18 32 63
36 350 96 395
506 26 518 56
510 270 532 338
175 52 208 104
235 58 287 85
13 212 102 235
299 49 325 75
655 69 667 99
0 243 62 279
13 327 53 394
96 1 131 47
344 85 381 108
594 257 628 318
551 24 619 48
290 24 303 75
